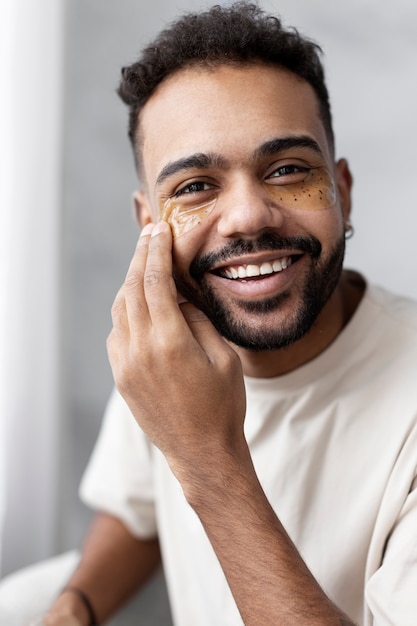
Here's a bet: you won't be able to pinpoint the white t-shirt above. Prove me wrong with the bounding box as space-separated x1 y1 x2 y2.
80 279 417 626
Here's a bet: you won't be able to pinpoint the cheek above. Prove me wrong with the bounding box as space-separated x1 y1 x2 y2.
169 201 345 274
171 228 206 276
160 194 217 239
281 203 344 250
288 205 345 244
265 166 337 211
170 206 221 272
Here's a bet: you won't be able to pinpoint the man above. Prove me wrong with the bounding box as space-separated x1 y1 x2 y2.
18 2 417 625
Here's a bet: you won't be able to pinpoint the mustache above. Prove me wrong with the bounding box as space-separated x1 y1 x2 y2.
189 232 322 279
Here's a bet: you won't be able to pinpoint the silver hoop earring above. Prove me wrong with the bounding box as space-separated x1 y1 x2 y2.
345 223 354 240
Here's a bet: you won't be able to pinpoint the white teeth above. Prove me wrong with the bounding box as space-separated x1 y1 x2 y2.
222 256 292 280
246 264 260 277
260 262 273 275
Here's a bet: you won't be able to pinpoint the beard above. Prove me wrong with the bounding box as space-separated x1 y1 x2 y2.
173 231 345 352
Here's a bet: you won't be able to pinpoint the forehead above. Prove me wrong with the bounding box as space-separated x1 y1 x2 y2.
138 64 331 189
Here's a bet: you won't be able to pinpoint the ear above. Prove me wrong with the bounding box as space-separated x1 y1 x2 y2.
133 190 155 229
335 158 353 224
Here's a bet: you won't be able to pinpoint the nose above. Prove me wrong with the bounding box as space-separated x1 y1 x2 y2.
216 175 285 238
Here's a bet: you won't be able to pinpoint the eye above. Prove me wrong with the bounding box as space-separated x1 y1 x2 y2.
267 164 310 180
174 181 214 197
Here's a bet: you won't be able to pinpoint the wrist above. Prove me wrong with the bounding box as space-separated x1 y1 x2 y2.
182 440 256 509
60 587 98 626
46 587 95 626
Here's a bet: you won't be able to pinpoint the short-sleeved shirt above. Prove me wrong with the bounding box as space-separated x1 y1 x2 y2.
80 279 417 626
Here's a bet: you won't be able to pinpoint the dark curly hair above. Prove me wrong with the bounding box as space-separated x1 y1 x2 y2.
118 2 334 169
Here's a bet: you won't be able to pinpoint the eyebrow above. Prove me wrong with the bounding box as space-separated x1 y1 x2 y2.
155 135 323 188
156 153 227 187
253 135 323 160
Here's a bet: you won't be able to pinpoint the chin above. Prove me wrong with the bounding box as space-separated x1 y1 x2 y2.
209 298 318 352
174 233 345 351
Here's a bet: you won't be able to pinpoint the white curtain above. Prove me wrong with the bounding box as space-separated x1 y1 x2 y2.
0 0 65 574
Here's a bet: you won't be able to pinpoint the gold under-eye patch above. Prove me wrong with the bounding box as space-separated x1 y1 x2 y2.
160 167 336 239
264 166 336 210
160 193 218 239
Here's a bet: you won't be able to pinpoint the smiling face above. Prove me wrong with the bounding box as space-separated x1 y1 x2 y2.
136 63 352 352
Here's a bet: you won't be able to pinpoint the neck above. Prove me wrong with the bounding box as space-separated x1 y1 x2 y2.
234 270 365 378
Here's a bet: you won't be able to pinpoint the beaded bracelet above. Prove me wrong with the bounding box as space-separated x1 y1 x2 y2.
62 586 98 625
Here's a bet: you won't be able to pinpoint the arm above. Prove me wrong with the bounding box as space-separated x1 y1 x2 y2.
107 222 356 626
42 512 161 625
186 448 355 626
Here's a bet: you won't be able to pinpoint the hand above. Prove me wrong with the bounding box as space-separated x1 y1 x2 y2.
107 222 247 485
28 589 88 626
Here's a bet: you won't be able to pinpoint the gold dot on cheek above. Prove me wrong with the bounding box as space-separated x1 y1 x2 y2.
266 167 336 210
159 194 218 239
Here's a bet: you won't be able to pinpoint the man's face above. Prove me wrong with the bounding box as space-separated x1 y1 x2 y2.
137 64 351 351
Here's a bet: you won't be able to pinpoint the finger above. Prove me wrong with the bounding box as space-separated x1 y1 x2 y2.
180 302 234 359
142 222 182 329
109 224 154 349
177 291 189 305
110 283 130 336
117 223 154 335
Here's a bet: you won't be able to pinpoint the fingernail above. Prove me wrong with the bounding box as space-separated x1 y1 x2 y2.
177 293 189 305
140 223 154 237
151 221 169 237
